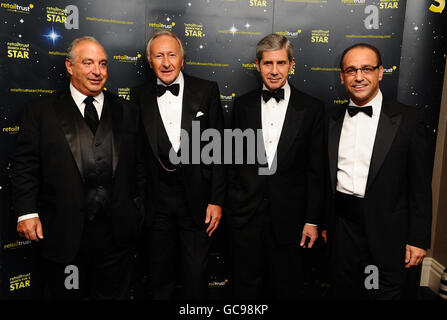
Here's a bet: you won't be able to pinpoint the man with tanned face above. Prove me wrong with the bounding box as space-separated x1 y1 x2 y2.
226 33 325 299
325 43 432 299
10 36 145 299
132 30 225 300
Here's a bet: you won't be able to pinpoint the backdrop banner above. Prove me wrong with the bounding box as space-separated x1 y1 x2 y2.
0 0 445 299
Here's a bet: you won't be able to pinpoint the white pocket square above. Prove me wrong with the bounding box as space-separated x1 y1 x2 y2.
196 111 205 118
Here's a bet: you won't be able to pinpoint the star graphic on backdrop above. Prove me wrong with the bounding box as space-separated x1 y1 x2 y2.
43 26 61 46
229 24 238 35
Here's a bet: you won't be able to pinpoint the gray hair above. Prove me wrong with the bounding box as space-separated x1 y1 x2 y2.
145 30 185 63
256 33 294 62
66 36 105 63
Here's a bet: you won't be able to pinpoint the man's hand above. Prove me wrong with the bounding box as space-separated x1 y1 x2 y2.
300 224 318 248
17 217 43 242
205 204 222 237
405 244 426 268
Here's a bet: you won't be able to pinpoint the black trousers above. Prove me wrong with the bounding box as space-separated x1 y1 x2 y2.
228 198 304 300
146 181 211 300
331 192 405 300
41 210 135 300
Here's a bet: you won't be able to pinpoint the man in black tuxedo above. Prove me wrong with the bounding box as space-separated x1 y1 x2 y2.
325 43 432 299
132 30 225 299
226 34 325 299
10 36 144 299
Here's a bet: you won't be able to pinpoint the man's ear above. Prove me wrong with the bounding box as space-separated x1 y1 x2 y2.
340 72 345 85
255 59 261 72
65 58 73 76
289 58 295 74
378 65 384 81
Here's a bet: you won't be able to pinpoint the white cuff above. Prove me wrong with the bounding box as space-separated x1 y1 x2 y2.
17 213 39 223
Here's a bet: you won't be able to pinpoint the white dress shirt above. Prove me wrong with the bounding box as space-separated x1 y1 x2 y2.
261 81 290 169
336 90 383 198
69 82 104 119
260 82 316 227
157 72 184 153
17 84 104 223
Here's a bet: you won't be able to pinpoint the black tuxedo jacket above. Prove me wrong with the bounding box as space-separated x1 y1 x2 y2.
10 90 145 264
132 73 226 226
226 84 325 245
326 98 432 270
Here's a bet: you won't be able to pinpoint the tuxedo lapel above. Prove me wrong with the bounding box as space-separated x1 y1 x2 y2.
276 87 305 167
246 89 263 130
106 93 122 176
140 82 159 157
366 99 402 192
53 92 84 180
328 104 347 193
181 75 201 135
245 89 266 166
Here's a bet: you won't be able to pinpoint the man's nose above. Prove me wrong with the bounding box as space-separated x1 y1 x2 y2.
162 55 170 68
354 69 364 80
271 63 278 75
91 63 100 75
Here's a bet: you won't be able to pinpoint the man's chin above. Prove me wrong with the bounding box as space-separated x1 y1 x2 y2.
350 95 370 106
265 85 280 91
265 81 284 91
159 77 175 85
88 87 104 95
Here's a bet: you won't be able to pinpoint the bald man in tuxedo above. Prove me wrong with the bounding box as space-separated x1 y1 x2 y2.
325 43 432 299
10 36 144 299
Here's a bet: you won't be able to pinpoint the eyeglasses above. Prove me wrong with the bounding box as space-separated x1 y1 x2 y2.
342 65 381 76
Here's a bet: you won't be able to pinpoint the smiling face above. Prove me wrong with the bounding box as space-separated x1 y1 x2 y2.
65 40 108 96
340 46 383 106
149 35 184 85
256 48 294 92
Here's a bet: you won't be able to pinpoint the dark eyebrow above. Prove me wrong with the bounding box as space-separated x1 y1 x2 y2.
262 60 287 64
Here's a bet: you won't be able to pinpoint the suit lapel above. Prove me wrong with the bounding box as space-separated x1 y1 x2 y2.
276 87 305 167
106 92 122 176
140 82 159 157
245 89 266 166
53 92 84 180
246 89 263 130
328 104 347 193
366 99 402 192
181 74 201 135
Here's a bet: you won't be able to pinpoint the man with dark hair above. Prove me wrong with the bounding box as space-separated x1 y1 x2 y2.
226 33 325 299
339 43 382 70
325 43 432 299
132 30 225 300
10 36 145 299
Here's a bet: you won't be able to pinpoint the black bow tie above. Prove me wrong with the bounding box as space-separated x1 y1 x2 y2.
262 89 284 103
347 105 373 117
156 83 180 97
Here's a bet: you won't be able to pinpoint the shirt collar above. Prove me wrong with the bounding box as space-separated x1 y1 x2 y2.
69 82 104 107
349 89 382 116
